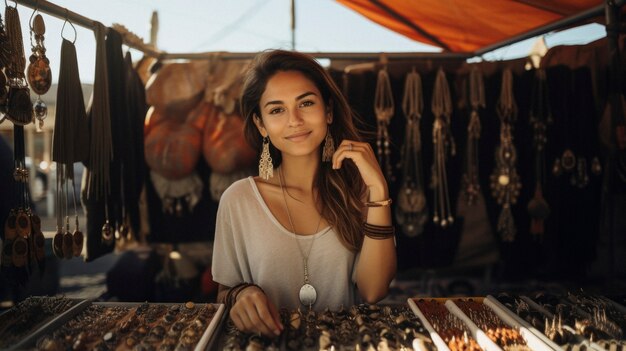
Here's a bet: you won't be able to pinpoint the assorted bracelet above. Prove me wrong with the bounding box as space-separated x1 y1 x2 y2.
364 198 393 207
363 222 395 240
362 198 395 239
224 282 265 309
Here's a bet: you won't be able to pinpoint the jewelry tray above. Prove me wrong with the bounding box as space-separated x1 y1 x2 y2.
0 296 89 351
491 294 623 351
11 300 225 351
214 303 436 351
408 297 557 351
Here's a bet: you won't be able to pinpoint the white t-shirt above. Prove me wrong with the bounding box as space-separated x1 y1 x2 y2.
212 177 359 311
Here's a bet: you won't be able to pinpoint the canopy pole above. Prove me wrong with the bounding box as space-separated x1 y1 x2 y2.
602 0 625 282
291 0 296 50
149 11 159 49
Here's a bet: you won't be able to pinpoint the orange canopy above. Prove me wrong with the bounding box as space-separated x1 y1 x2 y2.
336 0 604 53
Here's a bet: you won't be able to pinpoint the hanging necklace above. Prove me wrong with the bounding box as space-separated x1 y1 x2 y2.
462 66 485 205
278 167 323 308
431 67 456 227
489 69 521 242
396 68 428 237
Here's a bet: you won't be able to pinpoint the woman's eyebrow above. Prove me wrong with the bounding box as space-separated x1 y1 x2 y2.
263 91 317 108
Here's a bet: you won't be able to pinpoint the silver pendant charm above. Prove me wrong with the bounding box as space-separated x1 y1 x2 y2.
299 283 317 306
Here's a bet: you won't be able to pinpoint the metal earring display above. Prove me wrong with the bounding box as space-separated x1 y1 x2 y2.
322 129 335 162
27 8 51 130
259 136 274 180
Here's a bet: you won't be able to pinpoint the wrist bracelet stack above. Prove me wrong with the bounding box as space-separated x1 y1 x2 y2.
363 222 395 240
224 282 264 308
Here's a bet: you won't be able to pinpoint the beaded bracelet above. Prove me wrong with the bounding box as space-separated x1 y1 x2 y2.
225 282 265 308
363 222 395 240
364 198 393 207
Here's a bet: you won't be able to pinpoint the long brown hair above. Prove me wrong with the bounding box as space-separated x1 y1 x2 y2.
241 50 365 252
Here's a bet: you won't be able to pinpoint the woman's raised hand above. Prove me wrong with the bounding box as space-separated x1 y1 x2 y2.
332 140 387 196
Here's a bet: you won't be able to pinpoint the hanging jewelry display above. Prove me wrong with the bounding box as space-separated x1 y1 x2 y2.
0 11 10 67
4 2 33 125
13 127 30 268
490 69 521 242
85 22 112 200
1 126 38 274
462 66 485 205
430 67 456 228
551 71 602 188
51 18 87 259
115 176 136 251
396 68 428 237
374 67 395 181
0 11 10 115
27 9 51 130
527 69 552 237
70 178 83 257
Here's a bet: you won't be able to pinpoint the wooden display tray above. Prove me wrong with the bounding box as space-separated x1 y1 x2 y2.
13 301 225 351
0 297 90 351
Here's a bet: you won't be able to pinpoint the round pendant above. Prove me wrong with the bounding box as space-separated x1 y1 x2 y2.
498 174 510 186
27 58 52 95
299 283 317 306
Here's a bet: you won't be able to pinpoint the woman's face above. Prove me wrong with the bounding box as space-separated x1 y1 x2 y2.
255 70 331 160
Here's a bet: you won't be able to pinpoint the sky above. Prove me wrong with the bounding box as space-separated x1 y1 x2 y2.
11 0 607 84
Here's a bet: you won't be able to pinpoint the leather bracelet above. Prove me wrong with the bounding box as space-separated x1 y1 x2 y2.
224 283 248 308
365 198 393 207
363 222 395 239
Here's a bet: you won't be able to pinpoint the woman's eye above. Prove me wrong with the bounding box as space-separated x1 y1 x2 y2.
300 100 314 108
269 107 284 114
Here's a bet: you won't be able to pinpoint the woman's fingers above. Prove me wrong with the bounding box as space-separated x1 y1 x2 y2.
268 300 284 333
230 287 282 336
332 140 377 171
332 139 386 189
332 140 368 169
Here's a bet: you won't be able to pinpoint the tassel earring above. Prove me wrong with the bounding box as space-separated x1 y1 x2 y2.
259 136 274 180
322 129 335 162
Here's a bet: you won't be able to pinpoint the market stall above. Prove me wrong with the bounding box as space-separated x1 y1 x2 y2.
1 0 625 349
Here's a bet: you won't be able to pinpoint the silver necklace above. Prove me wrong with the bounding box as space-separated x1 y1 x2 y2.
278 168 322 308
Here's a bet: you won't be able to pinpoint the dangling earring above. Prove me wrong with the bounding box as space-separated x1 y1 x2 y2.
322 128 335 162
27 12 51 130
259 136 274 180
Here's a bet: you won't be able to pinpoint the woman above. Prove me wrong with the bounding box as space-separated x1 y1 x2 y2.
212 50 396 337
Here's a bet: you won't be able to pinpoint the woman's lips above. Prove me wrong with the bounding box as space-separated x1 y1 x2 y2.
285 131 312 142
